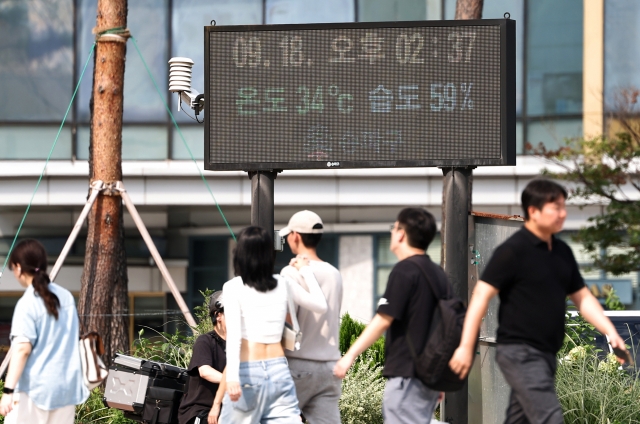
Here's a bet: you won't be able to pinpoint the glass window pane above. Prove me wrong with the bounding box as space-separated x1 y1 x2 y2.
122 127 167 160
0 127 72 159
171 0 263 122
133 296 166 338
377 235 395 264
76 126 90 160
527 0 583 116
265 0 355 24
516 120 523 155
357 0 426 22
526 119 582 151
77 0 169 123
376 266 393 298
77 126 167 160
77 0 98 123
172 126 204 160
0 1 74 121
444 0 523 115
123 0 169 122
604 0 640 110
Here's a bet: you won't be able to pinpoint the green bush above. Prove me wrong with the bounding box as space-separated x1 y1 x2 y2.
556 345 640 423
339 354 385 424
556 296 640 423
339 312 385 366
75 388 136 424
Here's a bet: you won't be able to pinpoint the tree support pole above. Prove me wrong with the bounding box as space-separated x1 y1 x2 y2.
441 166 473 424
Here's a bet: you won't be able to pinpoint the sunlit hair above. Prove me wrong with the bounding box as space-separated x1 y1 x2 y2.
233 226 277 292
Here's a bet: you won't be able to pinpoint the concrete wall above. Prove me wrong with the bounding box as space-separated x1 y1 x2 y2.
339 235 374 323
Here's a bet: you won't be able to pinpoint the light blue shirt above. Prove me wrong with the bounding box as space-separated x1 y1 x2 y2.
10 283 89 410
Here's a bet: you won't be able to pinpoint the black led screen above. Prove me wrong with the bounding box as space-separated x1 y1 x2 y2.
205 19 515 171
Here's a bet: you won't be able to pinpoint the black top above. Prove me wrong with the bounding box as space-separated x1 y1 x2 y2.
178 331 226 424
377 254 447 378
481 226 585 354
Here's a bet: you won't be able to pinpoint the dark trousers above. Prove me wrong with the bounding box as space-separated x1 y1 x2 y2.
495 343 563 424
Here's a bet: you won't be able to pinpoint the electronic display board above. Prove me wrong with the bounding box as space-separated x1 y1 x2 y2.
205 19 515 171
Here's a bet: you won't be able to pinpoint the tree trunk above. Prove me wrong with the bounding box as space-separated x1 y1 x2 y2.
455 0 484 19
78 0 129 365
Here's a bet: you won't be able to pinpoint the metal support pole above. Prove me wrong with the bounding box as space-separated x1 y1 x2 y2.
441 166 473 424
117 182 197 328
249 171 277 231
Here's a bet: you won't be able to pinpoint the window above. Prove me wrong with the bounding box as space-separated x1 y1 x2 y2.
129 293 167 344
358 0 438 22
265 0 355 24
0 1 74 122
604 0 640 111
188 237 230 309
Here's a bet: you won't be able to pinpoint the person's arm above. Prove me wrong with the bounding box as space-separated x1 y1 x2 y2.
286 258 328 314
569 287 627 359
449 281 498 379
198 365 223 384
208 367 227 424
0 342 32 416
334 313 393 378
221 282 242 401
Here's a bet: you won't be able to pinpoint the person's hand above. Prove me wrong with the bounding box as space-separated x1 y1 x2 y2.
0 393 13 417
291 255 310 270
448 345 474 380
608 333 629 364
333 355 354 379
208 402 221 424
227 381 242 402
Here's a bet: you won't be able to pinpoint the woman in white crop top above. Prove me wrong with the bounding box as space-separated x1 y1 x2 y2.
215 226 327 424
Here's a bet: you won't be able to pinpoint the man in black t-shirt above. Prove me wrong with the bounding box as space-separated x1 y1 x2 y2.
178 292 226 424
449 179 628 424
334 207 447 424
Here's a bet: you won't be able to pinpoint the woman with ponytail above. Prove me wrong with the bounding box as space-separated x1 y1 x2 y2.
0 239 88 423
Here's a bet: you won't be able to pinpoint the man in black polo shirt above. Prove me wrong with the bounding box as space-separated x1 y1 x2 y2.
334 207 448 424
449 179 627 424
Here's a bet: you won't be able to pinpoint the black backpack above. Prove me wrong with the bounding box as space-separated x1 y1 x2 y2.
405 256 468 392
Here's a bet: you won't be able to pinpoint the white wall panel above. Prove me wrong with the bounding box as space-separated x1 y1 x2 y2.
338 178 428 205
275 179 338 205
339 235 374 322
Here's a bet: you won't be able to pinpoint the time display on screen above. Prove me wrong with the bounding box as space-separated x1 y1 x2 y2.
205 20 515 171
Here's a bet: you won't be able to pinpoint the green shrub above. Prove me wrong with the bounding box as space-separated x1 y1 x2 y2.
339 354 385 424
556 346 640 423
339 312 385 366
75 388 136 424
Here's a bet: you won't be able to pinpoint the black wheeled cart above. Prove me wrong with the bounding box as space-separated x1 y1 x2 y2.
103 353 188 424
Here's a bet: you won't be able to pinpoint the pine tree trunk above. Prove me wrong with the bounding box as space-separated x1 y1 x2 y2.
454 0 484 19
79 0 129 365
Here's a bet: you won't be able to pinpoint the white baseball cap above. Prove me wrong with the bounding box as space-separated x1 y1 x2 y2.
280 210 324 236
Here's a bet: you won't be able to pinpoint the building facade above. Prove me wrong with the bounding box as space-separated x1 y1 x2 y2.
0 0 639 348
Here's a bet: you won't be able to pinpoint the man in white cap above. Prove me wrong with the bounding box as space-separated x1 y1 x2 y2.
280 210 343 424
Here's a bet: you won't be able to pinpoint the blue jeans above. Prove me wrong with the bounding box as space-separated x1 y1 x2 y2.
219 357 301 424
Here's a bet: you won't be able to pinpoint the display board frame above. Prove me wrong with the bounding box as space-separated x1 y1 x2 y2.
205 19 516 171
